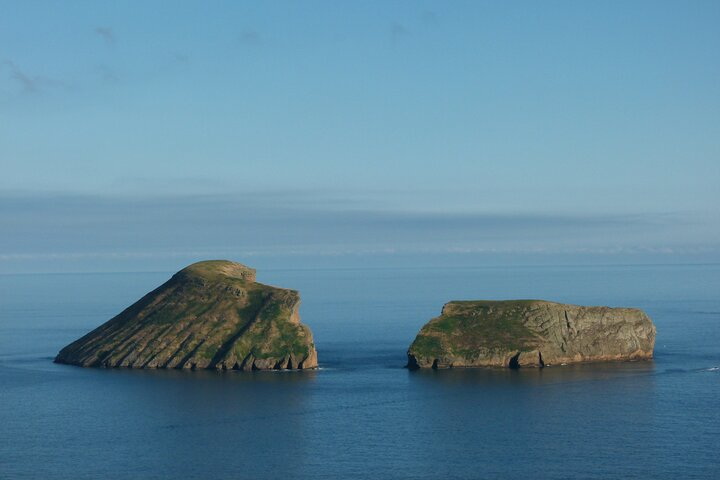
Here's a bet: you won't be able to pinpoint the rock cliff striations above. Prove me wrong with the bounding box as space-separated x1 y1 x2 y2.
55 260 318 370
407 300 655 369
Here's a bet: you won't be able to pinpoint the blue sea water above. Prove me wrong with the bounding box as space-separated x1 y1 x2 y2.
1 264 719 479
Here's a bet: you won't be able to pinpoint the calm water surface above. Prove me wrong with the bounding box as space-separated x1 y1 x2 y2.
1 265 719 479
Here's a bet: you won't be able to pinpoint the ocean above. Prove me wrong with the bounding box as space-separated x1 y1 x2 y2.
1 264 718 479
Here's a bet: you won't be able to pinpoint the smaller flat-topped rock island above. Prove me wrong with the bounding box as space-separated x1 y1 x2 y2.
407 300 656 369
55 261 318 371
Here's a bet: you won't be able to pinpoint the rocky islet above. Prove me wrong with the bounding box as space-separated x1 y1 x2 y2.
407 300 656 369
56 262 656 372
55 260 318 370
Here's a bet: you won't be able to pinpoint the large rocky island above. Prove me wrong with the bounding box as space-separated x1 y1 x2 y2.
55 260 318 370
407 300 655 369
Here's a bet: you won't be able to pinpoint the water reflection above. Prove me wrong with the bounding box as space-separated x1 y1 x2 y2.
58 367 320 478
403 361 658 478
407 360 657 387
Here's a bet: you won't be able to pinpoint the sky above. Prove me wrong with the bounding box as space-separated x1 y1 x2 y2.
1 1 719 272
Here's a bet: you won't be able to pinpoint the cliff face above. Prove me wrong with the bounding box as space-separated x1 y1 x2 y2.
407 300 655 369
55 260 318 371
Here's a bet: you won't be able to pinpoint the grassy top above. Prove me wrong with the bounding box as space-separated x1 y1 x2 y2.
178 260 256 282
410 300 540 358
445 299 544 309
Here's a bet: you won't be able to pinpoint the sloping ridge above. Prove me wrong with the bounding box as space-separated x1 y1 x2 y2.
55 260 318 371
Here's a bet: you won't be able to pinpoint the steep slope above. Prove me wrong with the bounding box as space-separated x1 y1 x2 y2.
55 260 318 370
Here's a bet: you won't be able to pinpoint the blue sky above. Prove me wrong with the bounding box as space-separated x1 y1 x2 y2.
1 1 719 272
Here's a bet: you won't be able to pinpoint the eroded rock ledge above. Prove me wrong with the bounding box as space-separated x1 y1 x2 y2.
407 300 655 369
55 260 318 371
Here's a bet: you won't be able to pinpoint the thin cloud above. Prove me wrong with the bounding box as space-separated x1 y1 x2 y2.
94 27 115 45
239 30 261 46
172 52 190 63
391 22 409 41
2 60 68 94
421 11 439 28
3 60 37 93
4 245 715 263
0 192 713 260
95 64 119 83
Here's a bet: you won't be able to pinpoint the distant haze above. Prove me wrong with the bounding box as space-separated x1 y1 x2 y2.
1 1 718 272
